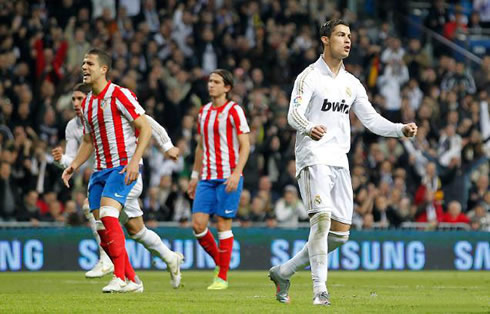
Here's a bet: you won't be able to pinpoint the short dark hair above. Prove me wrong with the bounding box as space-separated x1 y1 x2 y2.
211 69 234 89
320 19 349 38
86 48 112 71
73 83 91 94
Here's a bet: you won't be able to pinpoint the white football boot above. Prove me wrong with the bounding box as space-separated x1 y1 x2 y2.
121 276 144 293
168 252 184 288
312 291 331 306
85 250 114 278
102 276 127 293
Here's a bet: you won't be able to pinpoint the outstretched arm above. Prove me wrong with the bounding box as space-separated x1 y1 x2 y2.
145 114 178 159
353 80 417 138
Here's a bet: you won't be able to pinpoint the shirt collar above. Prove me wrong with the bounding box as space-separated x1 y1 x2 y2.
92 80 111 100
315 55 345 77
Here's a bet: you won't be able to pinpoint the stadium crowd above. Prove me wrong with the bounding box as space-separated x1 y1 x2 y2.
0 0 488 230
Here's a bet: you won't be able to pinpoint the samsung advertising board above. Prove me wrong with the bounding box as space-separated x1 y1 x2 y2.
0 228 488 271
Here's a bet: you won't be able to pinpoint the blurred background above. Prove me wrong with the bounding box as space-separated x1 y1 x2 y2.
0 0 488 232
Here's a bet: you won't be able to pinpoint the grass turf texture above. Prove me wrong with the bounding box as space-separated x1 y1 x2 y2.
0 271 488 313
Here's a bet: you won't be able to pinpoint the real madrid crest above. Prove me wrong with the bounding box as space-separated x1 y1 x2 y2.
314 195 322 205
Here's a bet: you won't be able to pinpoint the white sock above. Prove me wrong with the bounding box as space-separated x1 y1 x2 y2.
308 212 331 295
328 230 349 252
87 214 101 245
279 243 309 278
86 210 108 261
131 227 175 264
280 229 349 279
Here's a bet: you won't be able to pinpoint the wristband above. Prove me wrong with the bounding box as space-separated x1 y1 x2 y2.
191 170 199 179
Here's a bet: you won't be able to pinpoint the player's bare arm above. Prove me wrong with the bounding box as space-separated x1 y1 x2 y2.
224 132 250 193
62 134 93 188
187 136 203 199
121 114 151 185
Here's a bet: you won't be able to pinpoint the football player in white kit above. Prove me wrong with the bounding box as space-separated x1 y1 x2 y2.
52 83 184 288
269 19 418 305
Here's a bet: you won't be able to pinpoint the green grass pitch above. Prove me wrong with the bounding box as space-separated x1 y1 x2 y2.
0 271 488 313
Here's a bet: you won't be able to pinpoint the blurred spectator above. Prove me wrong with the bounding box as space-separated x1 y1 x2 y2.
467 202 490 231
441 62 476 96
438 124 462 167
64 200 83 226
373 195 403 228
402 38 430 80
249 195 267 222
0 161 19 220
441 200 470 224
143 186 167 222
377 60 409 121
443 5 468 40
467 174 489 210
16 190 41 225
237 189 252 227
171 177 192 226
380 37 405 65
274 185 307 228
415 190 444 224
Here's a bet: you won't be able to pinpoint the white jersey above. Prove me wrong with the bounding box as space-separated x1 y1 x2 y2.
55 114 174 169
288 56 404 176
53 117 84 169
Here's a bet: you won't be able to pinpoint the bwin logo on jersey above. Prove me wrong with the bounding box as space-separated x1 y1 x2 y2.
321 99 350 114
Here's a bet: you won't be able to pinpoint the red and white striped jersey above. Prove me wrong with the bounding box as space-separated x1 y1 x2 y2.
197 100 250 180
81 81 145 170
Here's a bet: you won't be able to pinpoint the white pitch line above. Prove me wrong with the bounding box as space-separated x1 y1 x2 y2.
63 280 100 285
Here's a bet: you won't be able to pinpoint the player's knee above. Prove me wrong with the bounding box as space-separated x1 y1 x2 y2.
193 226 208 238
309 211 331 234
192 221 207 235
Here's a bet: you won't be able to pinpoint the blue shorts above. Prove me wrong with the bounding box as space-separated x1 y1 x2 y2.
192 177 243 218
87 165 138 211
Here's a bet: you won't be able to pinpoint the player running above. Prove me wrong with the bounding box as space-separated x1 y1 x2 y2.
53 83 183 289
187 69 250 290
269 19 418 305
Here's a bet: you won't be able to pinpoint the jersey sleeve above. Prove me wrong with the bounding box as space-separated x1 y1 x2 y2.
115 87 145 122
61 122 80 167
81 97 92 135
230 105 250 135
287 68 315 135
352 79 404 137
146 114 174 152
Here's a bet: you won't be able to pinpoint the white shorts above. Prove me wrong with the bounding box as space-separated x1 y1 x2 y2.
119 175 143 224
298 164 353 224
